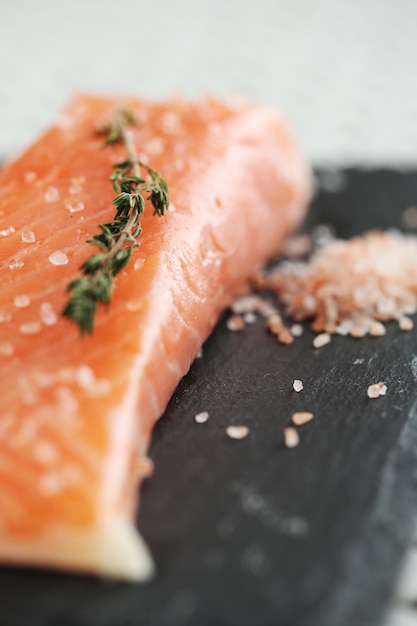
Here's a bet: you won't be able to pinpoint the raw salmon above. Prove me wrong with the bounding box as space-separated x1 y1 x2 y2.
0 95 311 580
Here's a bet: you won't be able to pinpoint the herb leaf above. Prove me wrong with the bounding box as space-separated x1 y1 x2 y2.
62 108 170 334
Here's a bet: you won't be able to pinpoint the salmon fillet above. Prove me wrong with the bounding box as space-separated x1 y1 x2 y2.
0 95 311 580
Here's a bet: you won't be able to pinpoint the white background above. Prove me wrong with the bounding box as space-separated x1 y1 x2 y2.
1 0 417 164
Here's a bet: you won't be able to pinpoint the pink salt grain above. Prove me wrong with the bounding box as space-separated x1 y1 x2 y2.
367 382 387 399
278 328 294 345
399 316 414 331
369 321 386 337
195 411 209 424
350 325 367 339
21 229 36 243
313 333 331 348
226 425 250 440
281 234 313 259
44 186 59 203
232 295 261 315
266 314 283 336
284 427 300 448
243 312 257 324
292 411 314 426
19 322 42 336
293 379 304 392
291 324 303 337
136 456 154 479
226 315 245 332
0 342 14 357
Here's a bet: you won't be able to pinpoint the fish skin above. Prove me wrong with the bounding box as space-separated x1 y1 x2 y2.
0 94 311 579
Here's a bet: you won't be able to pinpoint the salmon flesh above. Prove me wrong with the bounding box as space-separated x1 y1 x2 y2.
0 95 311 579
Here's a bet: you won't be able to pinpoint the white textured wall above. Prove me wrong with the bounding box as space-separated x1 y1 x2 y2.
1 0 417 164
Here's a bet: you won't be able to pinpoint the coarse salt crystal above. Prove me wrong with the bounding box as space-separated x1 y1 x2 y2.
369 321 386 337
282 234 313 258
312 223 335 246
64 198 84 213
14 294 30 308
0 226 15 237
292 411 314 426
21 229 36 243
232 295 261 314
303 295 317 311
69 176 86 194
226 425 250 440
134 258 145 271
44 186 60 202
19 321 42 335
377 297 395 316
175 158 184 172
161 111 181 133
0 341 14 357
0 311 11 323
33 440 58 464
257 300 278 318
195 411 209 424
76 365 95 389
243 312 257 324
367 382 387 398
335 325 349 336
336 320 353 336
350 325 367 338
49 250 68 265
293 379 303 392
24 171 37 183
146 137 164 156
278 328 294 345
266 314 283 335
227 315 245 331
399 316 414 331
55 385 79 417
284 427 300 448
126 299 143 312
40 302 57 326
9 258 24 269
313 333 331 348
291 324 303 337
136 456 154 478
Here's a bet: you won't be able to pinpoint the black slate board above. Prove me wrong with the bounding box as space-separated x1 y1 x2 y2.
1 169 417 626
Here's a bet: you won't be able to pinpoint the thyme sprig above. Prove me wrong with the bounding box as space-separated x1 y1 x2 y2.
62 109 169 334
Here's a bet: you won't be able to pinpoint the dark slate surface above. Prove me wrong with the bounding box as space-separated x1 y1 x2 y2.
1 169 417 626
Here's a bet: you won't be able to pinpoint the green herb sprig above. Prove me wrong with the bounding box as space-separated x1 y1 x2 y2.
62 109 169 334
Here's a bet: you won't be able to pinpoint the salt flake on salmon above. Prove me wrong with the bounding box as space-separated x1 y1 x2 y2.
0 94 311 580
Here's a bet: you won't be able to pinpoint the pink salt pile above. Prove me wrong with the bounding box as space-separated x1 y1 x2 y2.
262 231 417 337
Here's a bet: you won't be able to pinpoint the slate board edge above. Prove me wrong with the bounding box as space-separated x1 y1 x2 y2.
300 397 417 626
